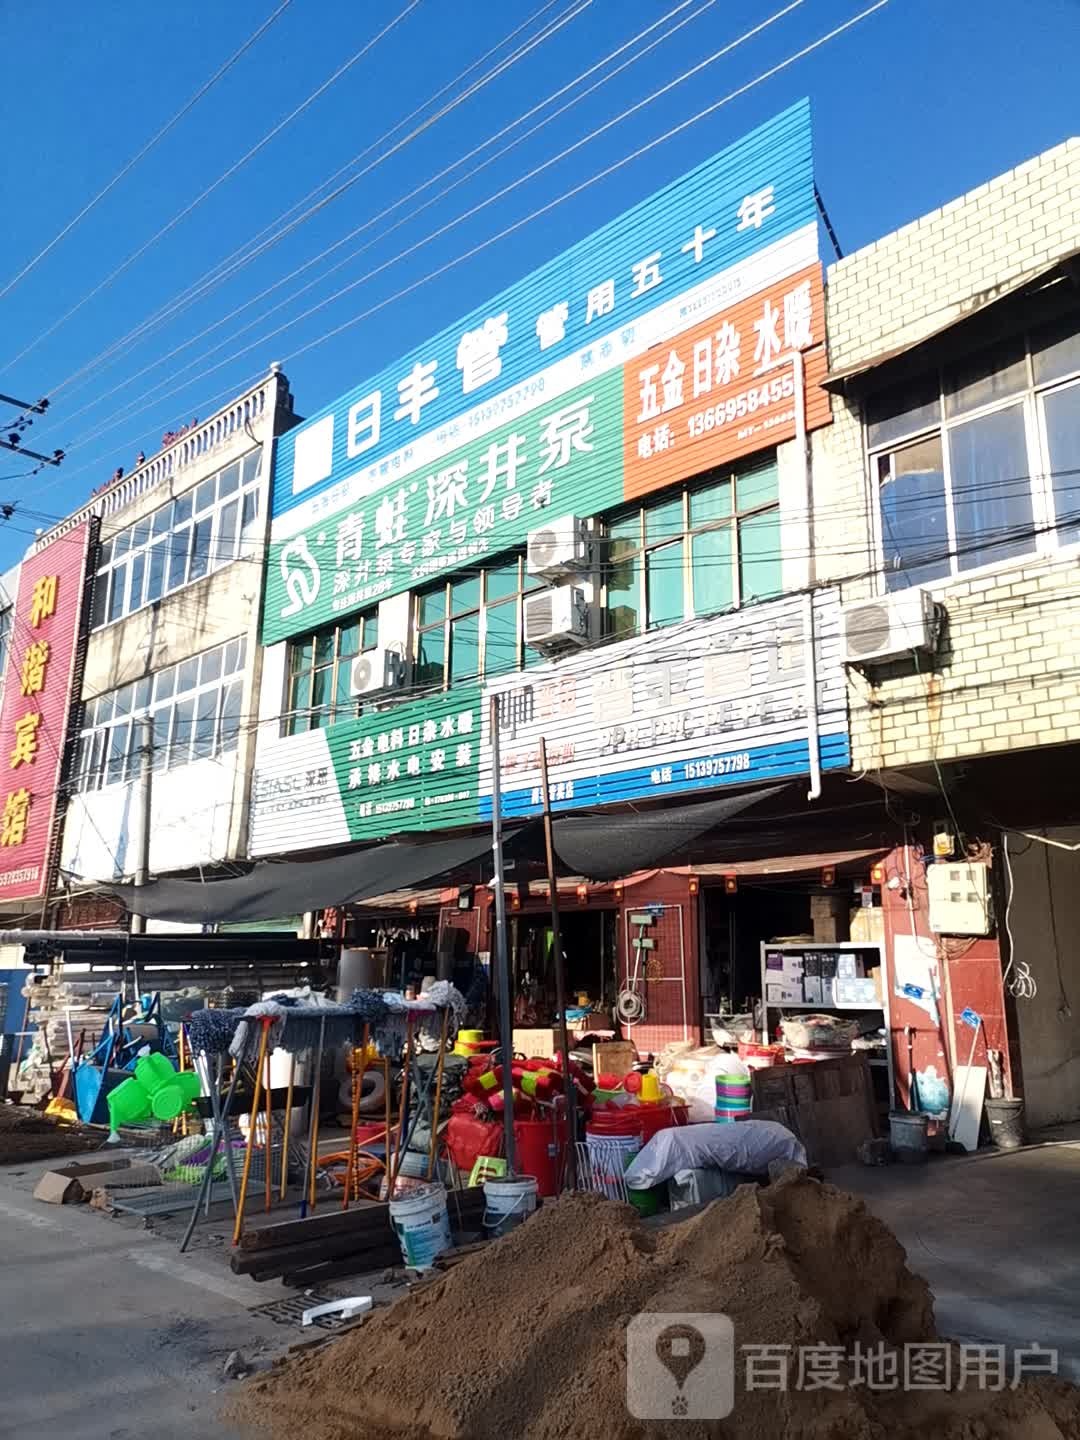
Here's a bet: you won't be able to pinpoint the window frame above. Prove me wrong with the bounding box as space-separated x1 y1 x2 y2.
283 612 378 735
90 448 262 631
415 556 538 691
72 636 247 793
602 459 780 639
868 320 1080 592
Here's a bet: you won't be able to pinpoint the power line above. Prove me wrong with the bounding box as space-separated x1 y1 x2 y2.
55 0 708 431
0 0 295 310
45 0 586 404
45 0 888 474
0 0 425 373
51 0 814 462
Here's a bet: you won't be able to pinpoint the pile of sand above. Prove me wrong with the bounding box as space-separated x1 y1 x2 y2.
231 1175 1080 1439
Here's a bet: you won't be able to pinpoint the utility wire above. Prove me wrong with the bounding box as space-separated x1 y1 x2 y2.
0 0 425 372
0 0 295 311
46 0 586 403
45 0 887 470
56 0 708 430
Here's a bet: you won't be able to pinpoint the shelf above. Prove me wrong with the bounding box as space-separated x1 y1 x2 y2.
763 1001 884 1012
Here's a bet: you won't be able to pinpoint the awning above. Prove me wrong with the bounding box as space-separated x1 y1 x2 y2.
104 826 544 926
103 785 785 924
549 788 785 880
824 246 1080 391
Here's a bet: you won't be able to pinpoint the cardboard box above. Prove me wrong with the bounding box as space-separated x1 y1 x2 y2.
33 1158 161 1205
849 907 885 945
768 982 804 1004
837 954 864 979
835 977 879 1006
803 976 823 1005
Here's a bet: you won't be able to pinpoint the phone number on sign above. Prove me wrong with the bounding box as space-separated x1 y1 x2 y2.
687 373 795 438
684 753 751 780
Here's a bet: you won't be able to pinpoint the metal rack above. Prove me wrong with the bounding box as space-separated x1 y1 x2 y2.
759 941 893 1102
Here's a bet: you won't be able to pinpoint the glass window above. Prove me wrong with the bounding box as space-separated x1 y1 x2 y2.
177 657 199 693
739 509 782 601
450 576 481 614
1033 313 1080 387
944 338 1027 418
485 560 520 602
735 459 779 513
689 479 731 527
192 689 217 760
106 722 130 786
90 447 262 630
171 697 194 766
645 495 683 547
133 677 152 712
879 437 951 591
606 551 641 639
151 707 169 774
948 405 1031 572
1042 382 1080 547
417 628 445 687
450 613 480 683
646 542 684 628
418 589 446 627
219 681 241 752
200 647 222 684
154 667 176 703
866 376 942 451
692 525 734 614
484 601 518 675
283 611 379 735
0 608 10 682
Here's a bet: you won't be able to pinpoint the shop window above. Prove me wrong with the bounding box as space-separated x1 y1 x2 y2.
415 554 539 688
871 312 1080 590
90 449 261 630
73 636 247 791
284 612 377 735
602 456 780 638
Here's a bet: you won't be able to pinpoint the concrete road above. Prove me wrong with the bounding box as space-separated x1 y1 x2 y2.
835 1136 1080 1381
0 1160 295 1440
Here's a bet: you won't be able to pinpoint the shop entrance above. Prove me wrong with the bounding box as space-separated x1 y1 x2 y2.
702 884 813 1016
510 908 618 1027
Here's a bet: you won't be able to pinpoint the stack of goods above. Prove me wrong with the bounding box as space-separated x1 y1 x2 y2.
780 1013 861 1060
16 974 121 1103
714 1065 753 1122
446 1054 594 1195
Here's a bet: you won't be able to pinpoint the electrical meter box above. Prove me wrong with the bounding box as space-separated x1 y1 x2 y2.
927 862 992 936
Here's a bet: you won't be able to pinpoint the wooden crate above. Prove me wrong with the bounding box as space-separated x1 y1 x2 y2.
751 1055 876 1168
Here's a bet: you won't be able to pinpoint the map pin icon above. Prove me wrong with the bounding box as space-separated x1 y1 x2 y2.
656 1322 707 1395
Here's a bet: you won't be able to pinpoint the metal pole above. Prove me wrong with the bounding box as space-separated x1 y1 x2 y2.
538 738 578 1188
488 695 517 1174
129 714 153 936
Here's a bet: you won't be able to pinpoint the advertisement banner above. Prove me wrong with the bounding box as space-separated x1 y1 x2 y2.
0 522 91 901
263 101 827 645
249 589 849 857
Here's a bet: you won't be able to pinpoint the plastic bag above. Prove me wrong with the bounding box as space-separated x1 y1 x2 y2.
668 1166 740 1210
663 1046 749 1123
623 1120 806 1189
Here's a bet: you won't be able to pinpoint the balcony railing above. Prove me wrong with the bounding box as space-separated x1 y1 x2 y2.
33 369 282 555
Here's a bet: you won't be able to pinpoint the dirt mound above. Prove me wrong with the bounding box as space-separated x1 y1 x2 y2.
230 1175 1080 1440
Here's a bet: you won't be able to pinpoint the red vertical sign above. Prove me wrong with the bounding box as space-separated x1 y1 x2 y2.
0 521 90 901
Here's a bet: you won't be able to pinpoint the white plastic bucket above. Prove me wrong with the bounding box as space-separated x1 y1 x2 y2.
389 1183 452 1270
585 1131 641 1197
483 1176 539 1238
889 1110 929 1163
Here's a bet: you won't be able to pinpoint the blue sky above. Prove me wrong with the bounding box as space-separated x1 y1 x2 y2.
0 0 1076 569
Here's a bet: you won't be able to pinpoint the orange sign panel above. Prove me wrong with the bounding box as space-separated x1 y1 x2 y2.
621 262 831 501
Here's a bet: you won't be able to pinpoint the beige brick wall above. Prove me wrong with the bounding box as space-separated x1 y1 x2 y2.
826 138 1080 375
813 135 1080 772
846 552 1080 772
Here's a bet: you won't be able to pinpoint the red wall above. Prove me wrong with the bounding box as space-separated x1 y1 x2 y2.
616 871 700 1057
881 844 1012 1121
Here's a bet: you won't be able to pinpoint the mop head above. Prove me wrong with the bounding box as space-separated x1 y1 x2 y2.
424 981 467 1037
186 1007 248 1058
229 1001 288 1061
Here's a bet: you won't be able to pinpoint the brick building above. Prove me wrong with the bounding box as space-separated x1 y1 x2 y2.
814 136 1080 1126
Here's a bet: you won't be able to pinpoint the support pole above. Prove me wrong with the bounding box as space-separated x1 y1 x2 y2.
130 715 153 936
279 1053 296 1202
538 739 578 1188
343 1025 370 1209
232 1019 271 1246
426 1007 450 1181
488 694 517 1173
305 1015 326 1215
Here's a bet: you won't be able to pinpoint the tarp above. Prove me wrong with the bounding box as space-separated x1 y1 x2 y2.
549 788 784 880
102 787 782 924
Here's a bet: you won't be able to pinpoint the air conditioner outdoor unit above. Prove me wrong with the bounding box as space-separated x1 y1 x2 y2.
526 515 588 580
841 589 937 665
523 586 588 651
349 648 407 698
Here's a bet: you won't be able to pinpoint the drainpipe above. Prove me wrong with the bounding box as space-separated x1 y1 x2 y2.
803 591 822 803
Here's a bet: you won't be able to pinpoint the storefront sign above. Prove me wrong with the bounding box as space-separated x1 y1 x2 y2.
263 101 829 645
0 523 91 900
248 589 849 856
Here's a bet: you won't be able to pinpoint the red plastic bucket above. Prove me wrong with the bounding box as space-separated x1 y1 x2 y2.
514 1116 567 1197
588 1101 688 1147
